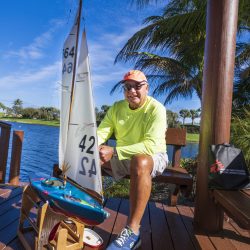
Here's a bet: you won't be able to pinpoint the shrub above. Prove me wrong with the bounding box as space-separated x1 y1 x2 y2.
231 109 250 169
182 124 200 133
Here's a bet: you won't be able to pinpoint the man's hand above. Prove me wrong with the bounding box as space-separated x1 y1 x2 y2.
99 145 114 163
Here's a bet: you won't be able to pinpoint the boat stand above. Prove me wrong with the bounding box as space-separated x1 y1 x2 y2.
18 185 85 250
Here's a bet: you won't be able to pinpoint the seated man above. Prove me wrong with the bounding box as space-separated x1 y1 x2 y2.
97 70 168 250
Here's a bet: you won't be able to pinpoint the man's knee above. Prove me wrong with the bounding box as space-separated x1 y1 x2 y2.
130 154 153 176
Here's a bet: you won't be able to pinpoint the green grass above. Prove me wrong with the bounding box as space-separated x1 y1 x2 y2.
0 117 60 126
186 133 199 142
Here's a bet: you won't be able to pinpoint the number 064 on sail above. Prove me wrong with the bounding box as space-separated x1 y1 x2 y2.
30 1 109 226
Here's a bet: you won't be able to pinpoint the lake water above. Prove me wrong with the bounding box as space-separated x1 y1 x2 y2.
4 122 198 182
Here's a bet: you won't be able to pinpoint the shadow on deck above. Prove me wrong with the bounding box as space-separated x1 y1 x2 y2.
0 185 249 250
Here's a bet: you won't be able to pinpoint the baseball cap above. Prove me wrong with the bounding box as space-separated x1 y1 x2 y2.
122 70 147 83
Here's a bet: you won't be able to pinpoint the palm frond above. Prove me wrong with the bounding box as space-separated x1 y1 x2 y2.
131 0 161 9
235 42 250 67
110 81 124 95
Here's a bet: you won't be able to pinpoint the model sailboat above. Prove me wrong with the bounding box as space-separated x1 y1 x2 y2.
30 0 109 225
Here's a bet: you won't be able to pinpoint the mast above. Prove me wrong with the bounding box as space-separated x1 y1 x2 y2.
68 0 82 126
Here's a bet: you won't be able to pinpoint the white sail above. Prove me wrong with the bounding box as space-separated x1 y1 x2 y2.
59 5 80 168
63 31 103 196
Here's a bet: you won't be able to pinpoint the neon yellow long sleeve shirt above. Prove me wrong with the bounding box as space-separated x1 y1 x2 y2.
97 96 167 160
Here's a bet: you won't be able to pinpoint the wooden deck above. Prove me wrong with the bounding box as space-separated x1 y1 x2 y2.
0 185 249 250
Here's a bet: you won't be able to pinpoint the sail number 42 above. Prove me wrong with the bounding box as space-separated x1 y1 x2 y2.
79 135 97 177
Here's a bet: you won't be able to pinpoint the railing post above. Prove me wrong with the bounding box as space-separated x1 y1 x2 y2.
9 130 24 185
0 122 11 183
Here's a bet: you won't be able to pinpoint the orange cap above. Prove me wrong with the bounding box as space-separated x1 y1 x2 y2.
122 70 147 83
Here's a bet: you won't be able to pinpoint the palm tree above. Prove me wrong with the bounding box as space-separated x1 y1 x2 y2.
12 99 23 116
190 109 200 125
113 0 249 105
13 99 23 106
179 109 191 125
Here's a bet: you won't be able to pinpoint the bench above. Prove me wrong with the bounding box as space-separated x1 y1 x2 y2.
0 121 24 184
211 189 250 230
103 127 193 206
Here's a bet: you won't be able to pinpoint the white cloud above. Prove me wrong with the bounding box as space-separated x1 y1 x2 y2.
0 61 61 88
4 19 65 61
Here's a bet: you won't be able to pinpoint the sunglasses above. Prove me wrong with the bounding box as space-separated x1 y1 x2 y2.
123 83 147 91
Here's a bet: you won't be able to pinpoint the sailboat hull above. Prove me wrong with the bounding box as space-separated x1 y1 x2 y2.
30 177 109 225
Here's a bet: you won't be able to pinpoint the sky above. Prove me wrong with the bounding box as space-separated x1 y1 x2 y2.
0 0 201 116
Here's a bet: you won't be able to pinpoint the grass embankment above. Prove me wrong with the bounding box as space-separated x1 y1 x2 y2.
186 133 199 142
0 117 59 126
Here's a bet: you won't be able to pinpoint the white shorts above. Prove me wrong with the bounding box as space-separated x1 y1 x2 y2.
109 153 168 180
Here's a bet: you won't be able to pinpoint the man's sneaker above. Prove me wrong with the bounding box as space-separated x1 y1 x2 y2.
107 226 141 249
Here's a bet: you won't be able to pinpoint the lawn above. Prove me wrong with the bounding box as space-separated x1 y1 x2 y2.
0 117 59 126
186 133 199 142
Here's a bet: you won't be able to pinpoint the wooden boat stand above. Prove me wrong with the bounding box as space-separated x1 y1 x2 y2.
18 185 85 250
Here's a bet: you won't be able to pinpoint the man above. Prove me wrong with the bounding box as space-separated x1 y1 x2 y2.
97 70 167 250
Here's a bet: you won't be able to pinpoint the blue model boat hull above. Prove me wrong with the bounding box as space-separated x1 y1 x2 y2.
30 177 109 225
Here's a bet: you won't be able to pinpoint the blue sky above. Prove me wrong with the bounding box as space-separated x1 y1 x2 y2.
0 0 201 114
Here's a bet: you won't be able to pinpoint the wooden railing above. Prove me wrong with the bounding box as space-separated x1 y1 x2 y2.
0 121 24 184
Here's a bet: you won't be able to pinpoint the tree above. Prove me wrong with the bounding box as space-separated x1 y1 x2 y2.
38 107 60 120
95 105 111 123
231 109 250 168
166 110 179 127
21 107 39 119
12 99 23 116
0 102 6 112
189 109 200 125
113 0 249 105
179 109 190 125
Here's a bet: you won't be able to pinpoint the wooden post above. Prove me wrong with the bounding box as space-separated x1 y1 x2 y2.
0 122 11 183
9 130 24 185
194 0 239 232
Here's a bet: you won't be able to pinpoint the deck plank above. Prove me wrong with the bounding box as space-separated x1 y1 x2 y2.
149 202 174 250
177 205 215 250
4 238 25 250
0 201 21 232
0 219 20 248
222 218 250 250
110 198 130 243
190 207 238 250
164 204 195 250
0 191 22 217
229 219 250 238
0 186 22 205
140 203 152 250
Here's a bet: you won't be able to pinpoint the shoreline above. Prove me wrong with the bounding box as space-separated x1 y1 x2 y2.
0 118 200 142
0 118 59 127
